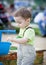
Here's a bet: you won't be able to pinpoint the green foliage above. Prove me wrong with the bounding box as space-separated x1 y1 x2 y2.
6 0 14 4
33 28 41 36
0 26 4 30
14 27 20 34
34 0 46 6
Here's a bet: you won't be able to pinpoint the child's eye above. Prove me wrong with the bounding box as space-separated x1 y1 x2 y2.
19 22 21 24
17 21 21 24
18 22 21 24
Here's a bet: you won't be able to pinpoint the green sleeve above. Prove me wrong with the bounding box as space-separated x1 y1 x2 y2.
16 35 22 38
24 28 35 42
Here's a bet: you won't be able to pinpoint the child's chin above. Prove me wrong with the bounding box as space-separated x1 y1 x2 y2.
20 26 24 28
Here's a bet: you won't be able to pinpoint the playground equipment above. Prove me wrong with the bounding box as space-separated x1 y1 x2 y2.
0 42 11 65
0 30 16 65
0 62 3 65
0 30 16 41
0 42 11 56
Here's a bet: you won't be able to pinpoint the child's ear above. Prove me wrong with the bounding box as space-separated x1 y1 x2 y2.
26 18 30 22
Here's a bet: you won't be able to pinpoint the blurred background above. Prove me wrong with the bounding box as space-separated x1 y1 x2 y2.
0 0 46 36
0 0 46 65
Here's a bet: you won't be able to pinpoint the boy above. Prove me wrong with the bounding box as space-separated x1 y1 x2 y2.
8 8 36 65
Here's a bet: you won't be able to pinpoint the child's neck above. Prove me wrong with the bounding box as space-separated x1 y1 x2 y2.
21 24 29 29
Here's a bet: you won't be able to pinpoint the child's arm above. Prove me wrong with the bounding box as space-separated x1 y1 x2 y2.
8 37 28 44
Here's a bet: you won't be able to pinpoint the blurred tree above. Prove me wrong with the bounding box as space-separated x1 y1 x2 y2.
34 0 46 6
0 0 14 5
6 0 14 4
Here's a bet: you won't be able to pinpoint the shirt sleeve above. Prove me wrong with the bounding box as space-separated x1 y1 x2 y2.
24 28 35 41
16 35 22 38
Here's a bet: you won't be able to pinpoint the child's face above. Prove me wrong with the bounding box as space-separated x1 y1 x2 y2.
15 16 30 28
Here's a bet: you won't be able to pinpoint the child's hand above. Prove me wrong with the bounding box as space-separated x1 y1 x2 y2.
7 37 12 42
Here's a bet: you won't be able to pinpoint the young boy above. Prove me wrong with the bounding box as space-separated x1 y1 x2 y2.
8 8 36 65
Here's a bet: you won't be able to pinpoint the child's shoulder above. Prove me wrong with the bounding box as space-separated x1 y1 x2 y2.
25 27 34 32
24 27 35 34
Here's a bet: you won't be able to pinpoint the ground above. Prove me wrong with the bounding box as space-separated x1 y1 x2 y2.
1 34 46 65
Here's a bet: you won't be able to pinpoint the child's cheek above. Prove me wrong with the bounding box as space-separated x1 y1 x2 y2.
19 24 22 27
18 24 21 27
19 23 23 27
